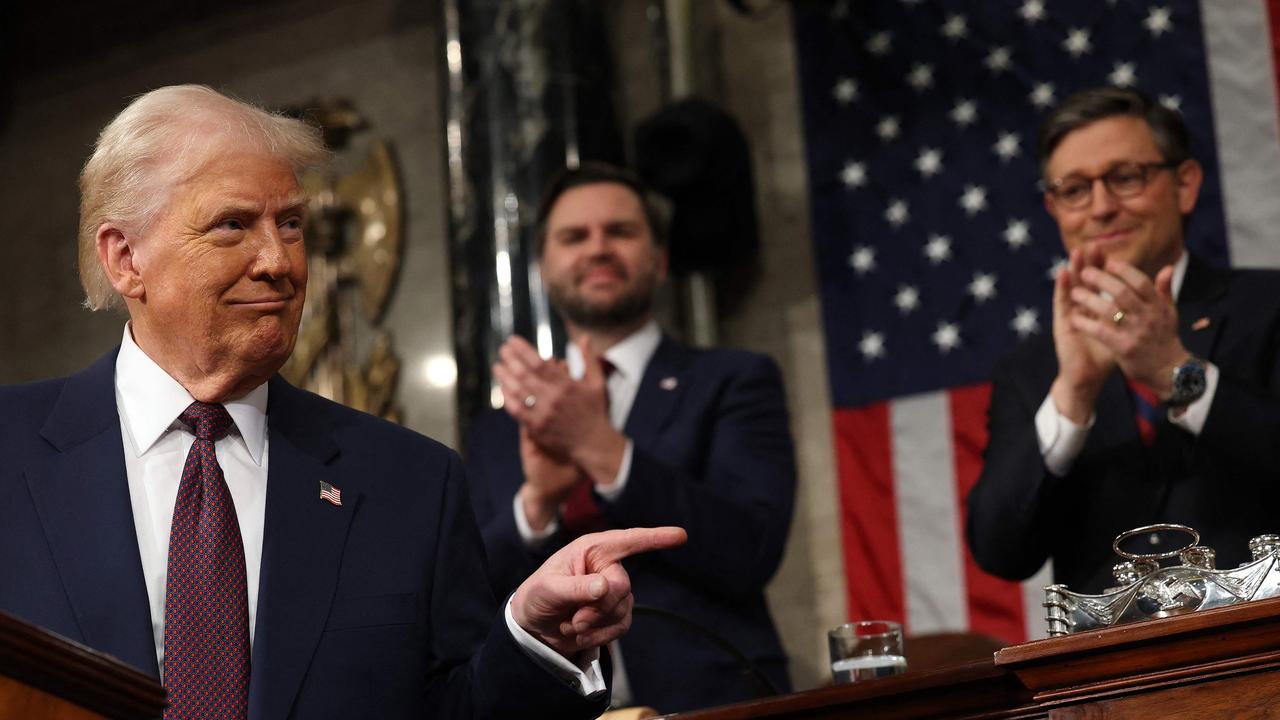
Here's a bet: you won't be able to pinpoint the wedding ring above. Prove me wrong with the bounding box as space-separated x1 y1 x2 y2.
1112 310 1125 325
523 395 537 409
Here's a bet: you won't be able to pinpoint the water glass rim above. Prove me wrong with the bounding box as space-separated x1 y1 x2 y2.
829 620 902 638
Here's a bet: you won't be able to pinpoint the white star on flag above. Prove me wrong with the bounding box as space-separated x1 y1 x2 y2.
941 14 968 41
849 245 877 274
1003 219 1031 249
877 115 901 141
924 234 953 264
951 99 978 127
1020 0 1046 23
985 46 1012 73
894 285 921 314
1011 307 1041 337
1110 62 1138 87
833 77 858 104
1145 6 1173 37
968 271 998 303
915 147 944 177
1063 28 1092 58
866 31 892 56
960 185 988 215
1030 83 1056 109
1047 256 1068 281
932 321 962 353
859 331 887 361
885 199 910 227
840 161 867 189
993 132 1021 161
907 63 934 91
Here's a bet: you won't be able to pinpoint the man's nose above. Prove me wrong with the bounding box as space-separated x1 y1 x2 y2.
1087 178 1120 217
249 228 294 279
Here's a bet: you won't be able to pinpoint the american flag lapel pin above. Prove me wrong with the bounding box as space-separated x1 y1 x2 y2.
319 480 343 507
1191 316 1211 331
659 376 678 391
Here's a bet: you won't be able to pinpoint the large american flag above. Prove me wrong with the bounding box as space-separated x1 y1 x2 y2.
793 0 1280 643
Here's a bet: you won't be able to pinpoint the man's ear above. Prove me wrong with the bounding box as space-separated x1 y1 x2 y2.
1175 159 1204 216
96 224 145 300
656 244 669 284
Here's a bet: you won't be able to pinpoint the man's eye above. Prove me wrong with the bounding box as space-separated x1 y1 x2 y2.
1109 169 1144 185
217 218 245 231
1057 182 1089 201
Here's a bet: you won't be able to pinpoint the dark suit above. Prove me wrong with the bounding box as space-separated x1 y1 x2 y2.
0 349 607 719
466 336 796 713
968 256 1280 594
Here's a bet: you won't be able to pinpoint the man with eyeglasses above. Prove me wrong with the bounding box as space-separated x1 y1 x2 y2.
967 86 1280 595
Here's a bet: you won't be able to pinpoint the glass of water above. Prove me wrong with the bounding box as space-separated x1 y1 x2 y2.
828 620 907 684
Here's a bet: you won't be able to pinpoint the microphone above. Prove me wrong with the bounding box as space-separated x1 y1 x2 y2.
631 605 782 698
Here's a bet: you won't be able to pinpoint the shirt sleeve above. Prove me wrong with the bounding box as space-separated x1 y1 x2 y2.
1035 392 1094 477
512 489 559 546
594 439 632 502
503 596 606 696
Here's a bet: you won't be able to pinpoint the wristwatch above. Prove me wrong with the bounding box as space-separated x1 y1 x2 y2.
1167 356 1208 407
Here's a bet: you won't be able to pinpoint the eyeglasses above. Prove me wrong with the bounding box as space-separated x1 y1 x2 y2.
1042 161 1179 209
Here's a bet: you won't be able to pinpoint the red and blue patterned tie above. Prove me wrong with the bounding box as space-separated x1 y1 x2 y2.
164 401 250 719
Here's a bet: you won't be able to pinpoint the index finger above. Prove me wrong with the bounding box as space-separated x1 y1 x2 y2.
1102 258 1155 301
578 526 688 567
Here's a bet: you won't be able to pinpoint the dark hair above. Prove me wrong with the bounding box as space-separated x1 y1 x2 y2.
1037 86 1192 173
533 161 667 255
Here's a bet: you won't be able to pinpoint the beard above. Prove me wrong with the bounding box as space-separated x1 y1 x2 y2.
547 258 659 331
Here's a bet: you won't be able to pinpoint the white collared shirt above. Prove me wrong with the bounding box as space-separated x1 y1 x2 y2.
114 325 269 676
1037 252 1220 475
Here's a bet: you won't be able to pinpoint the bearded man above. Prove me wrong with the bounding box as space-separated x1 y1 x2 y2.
464 162 797 714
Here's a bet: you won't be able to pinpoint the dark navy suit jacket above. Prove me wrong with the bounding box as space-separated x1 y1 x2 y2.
0 349 607 719
466 336 796 713
968 256 1280 594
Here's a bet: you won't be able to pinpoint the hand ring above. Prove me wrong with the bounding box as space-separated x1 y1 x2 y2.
523 395 537 409
1112 310 1125 325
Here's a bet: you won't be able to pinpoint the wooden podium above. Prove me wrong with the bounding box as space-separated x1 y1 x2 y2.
0 611 164 719
660 596 1280 719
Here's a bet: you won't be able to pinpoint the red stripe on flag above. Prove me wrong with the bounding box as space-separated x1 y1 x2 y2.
832 404 904 624
1269 0 1280 120
949 383 1028 644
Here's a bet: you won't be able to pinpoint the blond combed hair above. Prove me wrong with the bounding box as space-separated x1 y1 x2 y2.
77 84 328 311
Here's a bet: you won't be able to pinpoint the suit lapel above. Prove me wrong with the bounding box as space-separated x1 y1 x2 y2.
623 337 690 448
1176 255 1228 360
250 377 358 720
26 350 158 677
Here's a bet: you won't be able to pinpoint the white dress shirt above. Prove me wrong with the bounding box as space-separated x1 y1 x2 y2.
115 325 269 677
116 325 603 694
1037 252 1221 475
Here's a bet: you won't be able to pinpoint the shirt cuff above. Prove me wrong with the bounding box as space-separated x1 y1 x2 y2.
1168 361 1219 435
1036 392 1093 477
594 440 632 502
504 596 607 696
513 489 560 546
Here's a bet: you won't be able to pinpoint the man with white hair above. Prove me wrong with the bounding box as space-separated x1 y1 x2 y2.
0 85 684 719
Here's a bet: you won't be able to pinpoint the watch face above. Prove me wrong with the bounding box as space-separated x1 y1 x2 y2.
1171 360 1207 405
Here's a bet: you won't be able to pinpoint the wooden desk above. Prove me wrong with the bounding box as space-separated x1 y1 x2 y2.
0 611 164 720
661 597 1280 719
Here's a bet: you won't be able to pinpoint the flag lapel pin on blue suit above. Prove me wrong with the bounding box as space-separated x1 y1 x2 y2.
319 480 343 506
659 376 678 391
1191 317 1211 331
